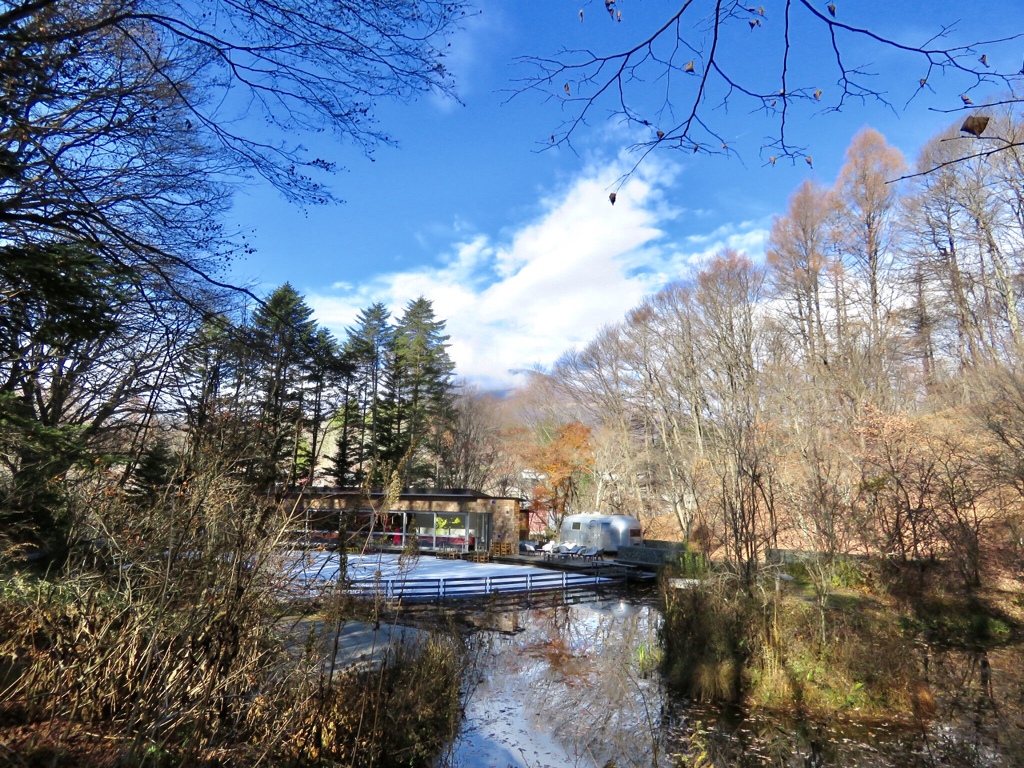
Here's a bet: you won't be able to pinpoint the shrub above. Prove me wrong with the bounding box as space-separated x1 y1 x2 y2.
0 460 465 767
661 579 762 703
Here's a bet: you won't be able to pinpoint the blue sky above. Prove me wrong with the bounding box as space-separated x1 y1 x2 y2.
226 1 1018 390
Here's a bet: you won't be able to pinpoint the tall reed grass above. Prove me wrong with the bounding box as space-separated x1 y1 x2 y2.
0 459 465 766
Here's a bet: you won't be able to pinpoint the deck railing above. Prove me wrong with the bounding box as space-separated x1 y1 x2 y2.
348 567 626 602
286 529 485 554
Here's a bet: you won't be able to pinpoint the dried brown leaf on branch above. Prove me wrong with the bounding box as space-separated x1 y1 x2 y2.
960 115 990 136
519 0 1024 177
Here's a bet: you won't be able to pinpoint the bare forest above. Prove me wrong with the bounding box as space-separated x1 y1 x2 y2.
527 121 1024 597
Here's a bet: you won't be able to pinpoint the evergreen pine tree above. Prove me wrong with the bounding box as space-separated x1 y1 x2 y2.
329 303 392 485
302 328 349 485
248 283 317 489
128 438 177 504
328 299 455 489
382 298 455 487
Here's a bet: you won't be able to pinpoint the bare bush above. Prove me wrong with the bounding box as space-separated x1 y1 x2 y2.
0 454 463 765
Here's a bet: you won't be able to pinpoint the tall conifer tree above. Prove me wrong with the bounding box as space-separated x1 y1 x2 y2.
381 298 455 487
330 298 455 488
248 283 317 488
329 303 392 485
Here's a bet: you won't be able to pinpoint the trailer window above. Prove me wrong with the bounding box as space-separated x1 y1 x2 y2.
571 521 581 530
629 528 642 540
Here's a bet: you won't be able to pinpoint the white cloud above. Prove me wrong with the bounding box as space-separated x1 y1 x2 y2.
307 155 768 390
427 0 505 112
676 223 770 268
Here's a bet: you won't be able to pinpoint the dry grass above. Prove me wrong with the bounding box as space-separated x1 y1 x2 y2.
662 552 1024 726
0 461 465 767
276 635 463 767
660 576 756 704
660 565 925 719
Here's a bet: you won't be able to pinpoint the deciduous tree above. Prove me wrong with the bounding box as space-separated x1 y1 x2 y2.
833 128 908 400
520 1 1022 172
767 179 837 371
523 421 594 534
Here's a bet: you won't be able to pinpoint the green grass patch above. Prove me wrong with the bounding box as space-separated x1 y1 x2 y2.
892 585 1018 646
661 576 922 721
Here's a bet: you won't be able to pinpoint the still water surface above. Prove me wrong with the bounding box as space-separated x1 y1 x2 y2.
434 592 1024 768
439 593 663 768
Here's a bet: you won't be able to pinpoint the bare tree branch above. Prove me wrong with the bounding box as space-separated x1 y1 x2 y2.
515 1 1024 175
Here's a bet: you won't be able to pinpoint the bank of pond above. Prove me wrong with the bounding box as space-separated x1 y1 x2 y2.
2 554 1021 767
435 555 1024 767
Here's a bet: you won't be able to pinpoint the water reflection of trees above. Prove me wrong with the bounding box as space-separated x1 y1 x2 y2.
916 645 1024 767
665 643 1024 768
485 599 667 768
450 595 1023 768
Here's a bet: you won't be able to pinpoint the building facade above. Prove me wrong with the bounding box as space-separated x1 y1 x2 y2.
288 487 521 553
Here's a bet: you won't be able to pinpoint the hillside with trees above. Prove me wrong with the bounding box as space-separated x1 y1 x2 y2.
2 0 1024 763
538 119 1024 594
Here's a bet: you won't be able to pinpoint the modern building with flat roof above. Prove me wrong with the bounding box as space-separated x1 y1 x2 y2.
285 487 521 554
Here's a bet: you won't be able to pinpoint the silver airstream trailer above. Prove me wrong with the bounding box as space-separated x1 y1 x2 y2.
559 514 642 553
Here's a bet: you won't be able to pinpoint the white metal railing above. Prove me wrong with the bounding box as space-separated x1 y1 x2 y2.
347 568 622 601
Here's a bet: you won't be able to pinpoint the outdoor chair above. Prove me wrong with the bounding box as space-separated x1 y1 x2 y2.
544 543 570 561
557 544 582 559
540 541 560 560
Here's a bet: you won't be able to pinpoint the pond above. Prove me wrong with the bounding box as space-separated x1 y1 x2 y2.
438 589 665 768
432 591 1024 768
